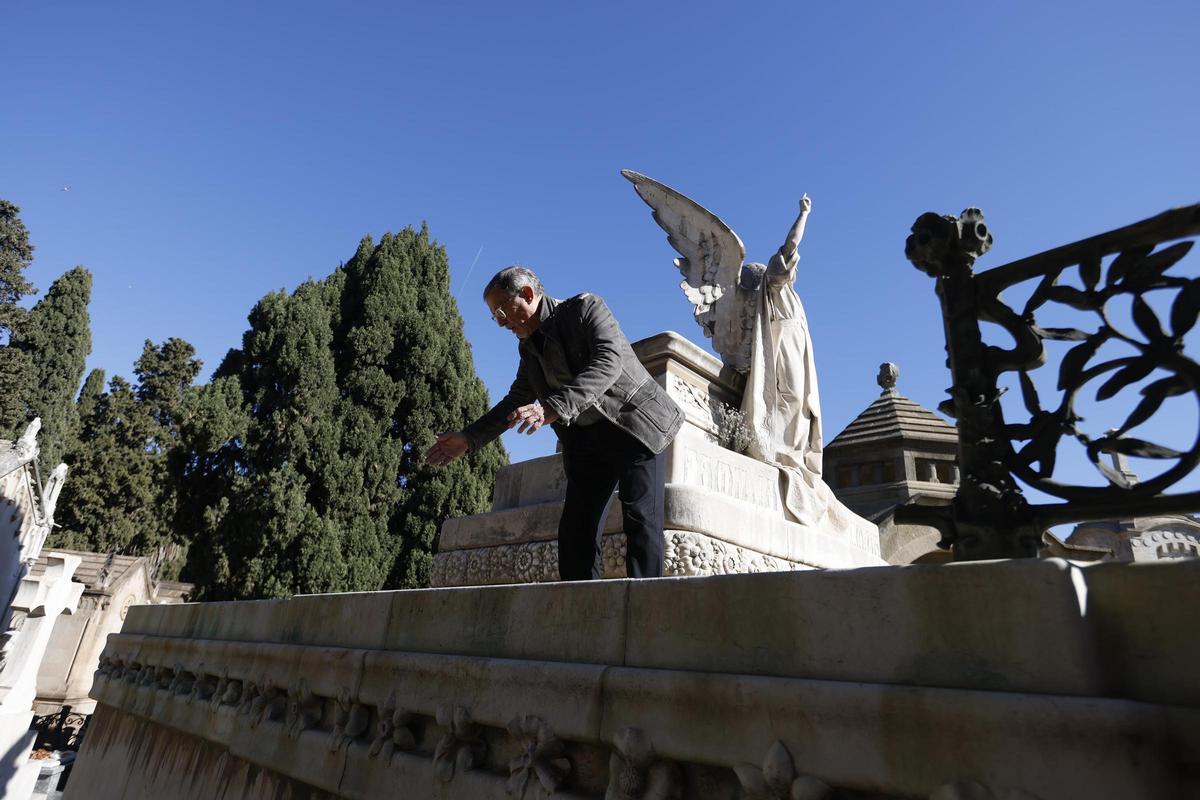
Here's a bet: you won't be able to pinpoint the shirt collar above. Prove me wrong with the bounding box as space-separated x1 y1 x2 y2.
537 294 558 323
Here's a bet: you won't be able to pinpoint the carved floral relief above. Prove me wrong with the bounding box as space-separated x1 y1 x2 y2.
734 741 831 800
433 705 487 783
328 687 370 751
506 715 571 799
605 727 681 800
368 690 418 762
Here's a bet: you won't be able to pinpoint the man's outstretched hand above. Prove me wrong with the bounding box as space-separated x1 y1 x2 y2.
425 431 469 467
507 403 558 434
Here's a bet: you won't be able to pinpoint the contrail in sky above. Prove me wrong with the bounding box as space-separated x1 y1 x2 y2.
458 245 484 292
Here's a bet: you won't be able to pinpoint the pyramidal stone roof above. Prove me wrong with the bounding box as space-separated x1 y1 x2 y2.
29 549 144 591
827 364 957 449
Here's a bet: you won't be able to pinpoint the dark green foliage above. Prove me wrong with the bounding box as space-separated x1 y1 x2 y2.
182 226 506 599
51 376 162 553
51 339 202 563
4 267 92 466
0 199 36 345
76 368 106 424
0 199 37 439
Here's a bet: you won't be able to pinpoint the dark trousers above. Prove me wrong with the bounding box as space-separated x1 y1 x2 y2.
556 418 666 581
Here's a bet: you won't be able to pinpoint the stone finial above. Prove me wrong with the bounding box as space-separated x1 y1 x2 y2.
877 363 900 396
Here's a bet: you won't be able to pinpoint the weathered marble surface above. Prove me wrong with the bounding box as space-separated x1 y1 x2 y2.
433 332 884 587
68 558 1199 799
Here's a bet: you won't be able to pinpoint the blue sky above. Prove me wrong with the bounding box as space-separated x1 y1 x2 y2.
4 0 1199 493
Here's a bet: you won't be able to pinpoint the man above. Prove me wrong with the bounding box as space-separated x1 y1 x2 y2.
425 266 683 580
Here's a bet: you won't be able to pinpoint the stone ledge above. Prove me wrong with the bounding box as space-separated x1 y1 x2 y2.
77 559 1200 799
121 559 1200 703
84 634 1181 799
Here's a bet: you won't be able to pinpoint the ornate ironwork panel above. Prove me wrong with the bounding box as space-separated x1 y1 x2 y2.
30 705 91 751
902 204 1200 560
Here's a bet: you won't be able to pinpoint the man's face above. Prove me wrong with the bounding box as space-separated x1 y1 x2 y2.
484 286 540 339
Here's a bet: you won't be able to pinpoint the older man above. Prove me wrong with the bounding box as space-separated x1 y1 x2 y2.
425 266 683 580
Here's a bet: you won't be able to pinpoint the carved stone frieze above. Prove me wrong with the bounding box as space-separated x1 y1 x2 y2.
433 530 802 587
285 678 322 740
328 688 370 752
506 715 570 799
368 689 417 762
138 665 158 688
213 669 241 708
734 741 831 800
168 662 194 696
188 664 217 704
237 679 259 717
605 727 681 800
433 705 487 783
248 679 285 729
667 373 722 435
122 661 143 686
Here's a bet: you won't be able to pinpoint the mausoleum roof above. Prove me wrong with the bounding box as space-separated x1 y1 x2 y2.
30 549 144 592
827 364 957 450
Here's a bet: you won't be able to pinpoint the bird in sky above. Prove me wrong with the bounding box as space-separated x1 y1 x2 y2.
60 186 70 192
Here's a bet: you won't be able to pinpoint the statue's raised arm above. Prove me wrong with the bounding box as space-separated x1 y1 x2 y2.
782 194 812 261
767 194 813 285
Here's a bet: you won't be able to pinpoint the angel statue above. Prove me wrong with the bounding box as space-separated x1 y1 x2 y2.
623 170 876 544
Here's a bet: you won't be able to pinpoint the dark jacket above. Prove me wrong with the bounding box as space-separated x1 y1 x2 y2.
463 293 683 454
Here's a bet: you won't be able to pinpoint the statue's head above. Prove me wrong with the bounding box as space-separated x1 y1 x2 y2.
483 266 544 339
738 262 766 292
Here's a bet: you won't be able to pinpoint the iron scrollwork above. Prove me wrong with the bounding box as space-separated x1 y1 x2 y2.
903 204 1200 560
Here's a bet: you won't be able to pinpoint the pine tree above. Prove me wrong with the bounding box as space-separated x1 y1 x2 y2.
6 267 92 466
181 226 506 599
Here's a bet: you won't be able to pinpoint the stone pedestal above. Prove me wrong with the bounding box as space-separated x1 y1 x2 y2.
433 332 884 587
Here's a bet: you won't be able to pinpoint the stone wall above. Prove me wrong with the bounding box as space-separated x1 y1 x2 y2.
67 558 1199 799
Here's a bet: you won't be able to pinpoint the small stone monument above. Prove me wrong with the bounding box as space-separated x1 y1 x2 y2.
433 175 887 586
433 332 885 586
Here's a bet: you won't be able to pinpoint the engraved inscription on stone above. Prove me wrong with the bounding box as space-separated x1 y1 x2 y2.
680 447 781 512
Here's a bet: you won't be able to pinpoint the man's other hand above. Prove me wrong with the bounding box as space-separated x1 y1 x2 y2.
425 431 469 467
507 403 558 435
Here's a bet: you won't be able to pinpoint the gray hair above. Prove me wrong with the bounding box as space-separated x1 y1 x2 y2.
483 266 543 299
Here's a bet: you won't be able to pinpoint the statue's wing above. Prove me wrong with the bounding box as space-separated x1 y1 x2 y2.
622 169 745 352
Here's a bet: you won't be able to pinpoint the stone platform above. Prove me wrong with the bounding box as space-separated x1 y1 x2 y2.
67 558 1200 799
432 332 885 586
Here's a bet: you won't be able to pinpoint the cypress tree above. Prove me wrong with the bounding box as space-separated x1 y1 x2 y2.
51 376 160 553
0 200 37 437
0 199 35 344
181 226 505 600
52 340 202 564
7 266 92 466
76 368 106 424
339 226 507 588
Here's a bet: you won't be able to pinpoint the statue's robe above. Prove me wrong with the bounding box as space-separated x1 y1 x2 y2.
741 248 879 547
